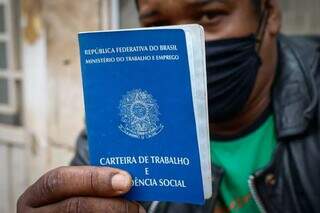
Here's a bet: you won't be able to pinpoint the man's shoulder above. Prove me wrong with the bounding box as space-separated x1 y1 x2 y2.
280 34 320 51
279 34 320 73
286 35 320 47
271 34 319 138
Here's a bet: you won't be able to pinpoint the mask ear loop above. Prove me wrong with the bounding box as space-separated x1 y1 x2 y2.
255 2 270 52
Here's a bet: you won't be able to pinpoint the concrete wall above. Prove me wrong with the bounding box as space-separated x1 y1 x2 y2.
42 0 102 168
280 0 320 34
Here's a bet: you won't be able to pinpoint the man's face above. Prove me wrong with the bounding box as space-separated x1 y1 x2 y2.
137 0 281 124
138 0 261 41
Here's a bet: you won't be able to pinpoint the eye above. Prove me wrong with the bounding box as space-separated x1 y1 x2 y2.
198 10 227 25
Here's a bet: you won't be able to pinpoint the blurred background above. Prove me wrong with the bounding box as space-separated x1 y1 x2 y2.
0 0 319 212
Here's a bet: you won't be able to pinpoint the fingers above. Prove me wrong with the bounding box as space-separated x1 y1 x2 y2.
19 166 132 208
26 197 146 213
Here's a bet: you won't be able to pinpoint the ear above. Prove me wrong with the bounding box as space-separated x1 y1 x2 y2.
265 0 282 36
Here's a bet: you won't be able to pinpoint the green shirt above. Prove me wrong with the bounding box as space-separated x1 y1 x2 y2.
211 115 277 213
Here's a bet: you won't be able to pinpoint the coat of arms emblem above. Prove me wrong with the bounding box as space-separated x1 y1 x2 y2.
119 89 164 139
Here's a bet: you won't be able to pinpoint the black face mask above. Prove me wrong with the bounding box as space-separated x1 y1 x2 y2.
205 6 270 123
206 35 262 122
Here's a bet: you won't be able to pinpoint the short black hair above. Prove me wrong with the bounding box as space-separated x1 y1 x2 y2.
135 0 262 15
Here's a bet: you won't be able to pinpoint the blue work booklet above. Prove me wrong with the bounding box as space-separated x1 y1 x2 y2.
78 24 212 205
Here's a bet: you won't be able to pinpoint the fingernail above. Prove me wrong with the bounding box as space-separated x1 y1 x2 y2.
111 172 131 192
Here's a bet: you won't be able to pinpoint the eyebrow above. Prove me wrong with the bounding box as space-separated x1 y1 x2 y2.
139 10 160 21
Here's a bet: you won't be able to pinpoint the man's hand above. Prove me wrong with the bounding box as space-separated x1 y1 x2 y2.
17 166 146 213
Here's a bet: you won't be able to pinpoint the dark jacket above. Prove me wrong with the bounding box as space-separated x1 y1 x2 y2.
71 35 320 213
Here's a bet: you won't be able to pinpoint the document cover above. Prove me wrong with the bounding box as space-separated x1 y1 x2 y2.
79 24 211 204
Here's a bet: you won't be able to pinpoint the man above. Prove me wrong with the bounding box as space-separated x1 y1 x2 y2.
18 0 320 212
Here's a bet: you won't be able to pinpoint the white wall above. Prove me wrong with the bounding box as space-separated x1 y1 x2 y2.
43 0 104 169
